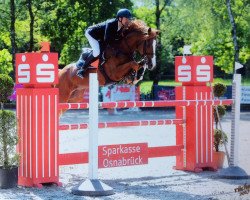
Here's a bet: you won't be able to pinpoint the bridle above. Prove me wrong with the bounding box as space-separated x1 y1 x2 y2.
137 38 155 65
123 34 155 66
119 35 156 85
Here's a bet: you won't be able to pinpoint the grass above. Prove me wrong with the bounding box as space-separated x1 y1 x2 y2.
139 78 250 94
139 80 181 94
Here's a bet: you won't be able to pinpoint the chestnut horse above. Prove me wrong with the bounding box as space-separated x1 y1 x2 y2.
57 20 159 105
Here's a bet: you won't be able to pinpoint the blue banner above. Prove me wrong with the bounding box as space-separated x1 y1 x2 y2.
152 85 175 100
152 85 250 104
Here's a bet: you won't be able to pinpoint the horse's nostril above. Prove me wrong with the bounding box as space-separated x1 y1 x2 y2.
148 63 153 69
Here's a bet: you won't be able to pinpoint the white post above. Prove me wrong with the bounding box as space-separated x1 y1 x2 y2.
230 74 241 167
72 73 114 196
218 73 248 179
88 73 99 179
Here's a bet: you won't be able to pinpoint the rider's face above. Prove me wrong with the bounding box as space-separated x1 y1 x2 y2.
120 17 131 27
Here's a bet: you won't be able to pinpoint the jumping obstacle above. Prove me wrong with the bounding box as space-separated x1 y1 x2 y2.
15 46 237 192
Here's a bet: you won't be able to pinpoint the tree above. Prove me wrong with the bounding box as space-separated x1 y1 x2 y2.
27 0 34 51
226 0 246 73
165 0 250 74
153 0 172 85
10 0 16 80
0 74 14 109
135 0 172 85
38 0 133 65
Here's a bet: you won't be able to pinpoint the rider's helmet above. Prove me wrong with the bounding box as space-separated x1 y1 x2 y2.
116 8 133 19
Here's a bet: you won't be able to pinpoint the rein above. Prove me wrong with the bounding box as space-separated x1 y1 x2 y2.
130 38 154 70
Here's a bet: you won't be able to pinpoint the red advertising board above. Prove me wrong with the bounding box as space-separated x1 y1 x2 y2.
175 56 213 85
98 143 148 168
16 52 58 87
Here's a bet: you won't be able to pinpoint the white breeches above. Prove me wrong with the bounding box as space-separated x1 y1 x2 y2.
85 30 100 57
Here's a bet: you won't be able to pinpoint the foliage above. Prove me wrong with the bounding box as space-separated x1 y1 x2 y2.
133 6 155 28
38 0 133 65
1 0 133 66
134 0 250 77
0 49 13 75
0 74 14 104
213 105 226 127
213 83 228 151
173 0 250 74
213 83 227 98
213 83 227 128
214 129 228 152
0 110 19 169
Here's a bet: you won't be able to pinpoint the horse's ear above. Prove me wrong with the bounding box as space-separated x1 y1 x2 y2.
148 28 151 35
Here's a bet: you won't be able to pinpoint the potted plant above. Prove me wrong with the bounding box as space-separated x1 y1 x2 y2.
213 128 228 168
213 83 228 168
0 74 19 189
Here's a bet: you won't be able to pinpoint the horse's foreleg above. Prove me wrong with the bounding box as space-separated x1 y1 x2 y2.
119 61 139 72
112 61 139 80
68 89 85 103
133 65 147 85
58 88 72 117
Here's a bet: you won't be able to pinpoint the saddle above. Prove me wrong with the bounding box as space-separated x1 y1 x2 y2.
76 47 115 84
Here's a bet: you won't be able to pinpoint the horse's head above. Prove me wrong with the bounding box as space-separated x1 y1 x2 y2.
122 20 159 71
136 28 159 71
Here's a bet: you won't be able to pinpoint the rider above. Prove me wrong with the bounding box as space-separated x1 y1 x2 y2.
76 8 133 79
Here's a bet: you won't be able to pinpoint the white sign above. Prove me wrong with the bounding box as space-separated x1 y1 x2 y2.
36 64 55 83
17 63 55 83
101 85 138 102
196 65 211 82
18 64 30 83
177 65 191 82
241 86 250 104
177 65 211 82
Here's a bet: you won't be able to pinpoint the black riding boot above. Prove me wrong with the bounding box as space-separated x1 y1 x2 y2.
76 52 98 79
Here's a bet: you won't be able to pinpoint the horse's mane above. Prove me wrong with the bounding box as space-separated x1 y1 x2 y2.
125 20 149 35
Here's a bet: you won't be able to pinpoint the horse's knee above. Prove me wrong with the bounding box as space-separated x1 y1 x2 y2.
131 61 139 71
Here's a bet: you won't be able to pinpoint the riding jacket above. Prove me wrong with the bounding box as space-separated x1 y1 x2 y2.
87 18 123 46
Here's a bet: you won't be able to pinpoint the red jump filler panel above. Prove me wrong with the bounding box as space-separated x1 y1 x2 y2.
16 50 60 187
